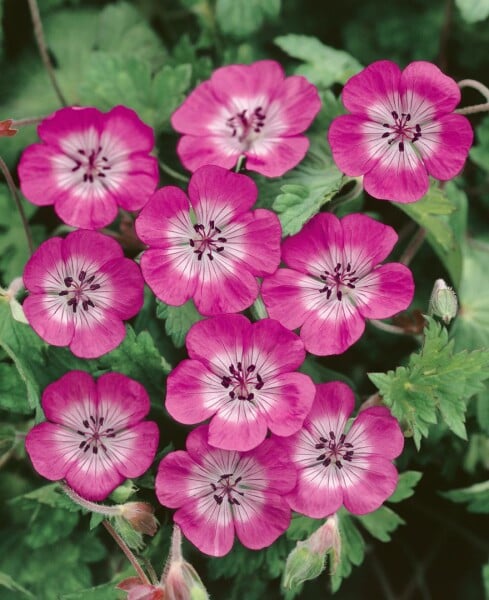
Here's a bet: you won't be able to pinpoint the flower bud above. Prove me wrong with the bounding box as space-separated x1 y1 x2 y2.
429 279 458 324
117 577 165 600
283 514 341 590
110 479 139 503
119 502 159 536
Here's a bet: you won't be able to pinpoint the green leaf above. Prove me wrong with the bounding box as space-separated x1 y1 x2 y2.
272 138 344 236
0 363 32 414
9 483 81 512
299 356 356 389
275 35 362 88
216 0 281 38
96 326 170 400
0 572 34 598
355 506 405 542
483 562 489 599
286 514 323 542
156 300 204 348
452 243 489 352
369 318 489 448
455 0 489 23
388 471 423 503
441 480 489 513
152 64 193 131
397 184 462 287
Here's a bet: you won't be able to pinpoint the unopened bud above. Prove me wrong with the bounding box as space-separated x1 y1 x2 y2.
119 502 159 536
0 277 27 323
283 514 341 590
163 525 209 600
117 577 164 600
429 279 458 324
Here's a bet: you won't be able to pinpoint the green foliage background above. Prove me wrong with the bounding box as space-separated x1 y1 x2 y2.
1 0 489 598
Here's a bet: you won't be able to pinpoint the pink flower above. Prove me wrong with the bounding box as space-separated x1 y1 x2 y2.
166 314 316 451
328 60 473 202
155 425 296 557
25 371 159 501
282 381 404 517
261 212 414 356
171 60 321 177
18 105 158 229
23 229 144 358
135 165 281 316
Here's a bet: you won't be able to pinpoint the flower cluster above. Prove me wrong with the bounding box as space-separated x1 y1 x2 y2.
20 56 473 561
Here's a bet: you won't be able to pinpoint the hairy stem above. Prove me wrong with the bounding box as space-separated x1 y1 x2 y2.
11 116 44 128
456 79 489 115
60 482 123 516
27 0 67 107
399 227 426 266
103 520 152 585
0 156 34 255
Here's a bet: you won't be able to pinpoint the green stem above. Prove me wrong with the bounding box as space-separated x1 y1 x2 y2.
27 0 67 107
103 520 152 585
234 154 246 173
159 159 189 183
0 156 34 255
399 227 426 266
60 482 122 516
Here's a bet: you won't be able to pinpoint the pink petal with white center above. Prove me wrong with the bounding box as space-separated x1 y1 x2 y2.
96 373 150 428
140 248 198 306
341 213 399 274
166 359 222 425
69 310 127 358
300 297 366 356
400 61 462 120
97 258 144 320
41 370 97 426
341 456 399 515
174 497 234 557
260 372 316 437
225 209 281 277
245 135 310 177
246 318 306 376
346 407 404 460
102 421 159 479
307 381 355 434
62 229 123 264
135 186 192 248
234 493 291 550
363 140 430 203
188 165 258 224
37 106 104 148
176 135 238 173
266 75 321 136
102 105 155 154
285 438 344 517
208 401 267 451
417 114 473 180
328 114 383 177
23 293 75 347
186 314 249 371
54 186 119 230
25 422 84 481
23 236 64 292
156 450 199 509
262 269 320 330
341 61 402 121
193 258 259 315
251 437 297 493
110 154 159 211
353 263 414 319
18 144 66 206
171 80 223 136
282 213 344 277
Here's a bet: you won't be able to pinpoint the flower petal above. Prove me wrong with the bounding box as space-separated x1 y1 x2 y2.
41 370 97 427
346 407 404 460
26 422 80 480
176 135 238 173
18 144 65 206
69 311 127 358
234 493 291 550
96 373 150 428
23 236 64 293
246 135 310 177
54 186 119 230
208 401 267 451
97 257 144 320
156 450 199 509
23 293 75 347
102 105 155 154
62 229 124 264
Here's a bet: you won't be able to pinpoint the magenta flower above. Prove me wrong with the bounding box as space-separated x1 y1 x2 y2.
282 381 404 517
18 105 159 229
261 213 414 356
328 60 473 202
156 425 296 556
166 314 316 451
25 371 159 501
171 60 321 177
23 229 144 358
135 165 281 316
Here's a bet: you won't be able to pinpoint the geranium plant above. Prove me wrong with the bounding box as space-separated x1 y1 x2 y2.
1 1 489 599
